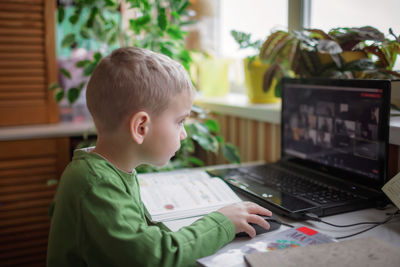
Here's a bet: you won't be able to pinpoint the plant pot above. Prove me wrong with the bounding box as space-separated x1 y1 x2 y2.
243 58 280 103
197 58 231 97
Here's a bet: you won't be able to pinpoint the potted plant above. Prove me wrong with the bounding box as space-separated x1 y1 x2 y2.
232 26 400 102
259 26 400 96
231 30 281 104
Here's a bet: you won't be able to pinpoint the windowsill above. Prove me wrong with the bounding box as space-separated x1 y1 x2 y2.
195 92 400 146
0 120 96 141
195 93 281 124
1 93 400 146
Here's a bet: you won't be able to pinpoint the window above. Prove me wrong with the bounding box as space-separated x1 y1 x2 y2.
218 0 288 58
310 0 400 70
214 0 400 93
310 0 400 34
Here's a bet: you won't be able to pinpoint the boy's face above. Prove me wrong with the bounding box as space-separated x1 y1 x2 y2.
142 90 193 166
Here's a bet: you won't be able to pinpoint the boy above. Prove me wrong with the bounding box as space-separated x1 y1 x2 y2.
47 47 272 267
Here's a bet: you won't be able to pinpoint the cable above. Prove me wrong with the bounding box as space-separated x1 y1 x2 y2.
281 222 295 228
303 209 400 239
335 210 399 239
304 212 383 227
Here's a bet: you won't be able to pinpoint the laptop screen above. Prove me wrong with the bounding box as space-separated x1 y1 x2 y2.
281 78 390 189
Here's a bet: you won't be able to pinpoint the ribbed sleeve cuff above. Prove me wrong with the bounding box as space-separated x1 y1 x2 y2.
207 211 236 241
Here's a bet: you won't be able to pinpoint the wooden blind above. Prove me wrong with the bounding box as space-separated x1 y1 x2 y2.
0 0 59 126
0 138 70 266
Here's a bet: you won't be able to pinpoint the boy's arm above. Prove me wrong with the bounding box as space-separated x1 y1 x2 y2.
80 180 235 267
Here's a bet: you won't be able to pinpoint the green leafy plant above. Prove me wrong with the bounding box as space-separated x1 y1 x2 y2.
50 0 195 105
230 30 262 58
53 1 241 172
232 26 400 97
136 105 241 173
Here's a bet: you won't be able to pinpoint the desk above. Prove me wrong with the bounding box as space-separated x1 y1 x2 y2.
164 202 400 266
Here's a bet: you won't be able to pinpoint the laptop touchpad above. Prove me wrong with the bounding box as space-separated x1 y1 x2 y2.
227 177 317 212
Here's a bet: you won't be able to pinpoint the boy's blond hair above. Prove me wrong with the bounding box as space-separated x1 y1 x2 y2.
86 47 194 133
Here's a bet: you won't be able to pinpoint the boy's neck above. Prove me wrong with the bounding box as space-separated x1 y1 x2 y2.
92 134 138 173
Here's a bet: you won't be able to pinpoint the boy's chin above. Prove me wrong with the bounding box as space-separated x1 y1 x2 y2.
151 158 172 168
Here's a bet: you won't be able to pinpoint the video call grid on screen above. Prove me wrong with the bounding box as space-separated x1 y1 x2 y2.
282 83 385 181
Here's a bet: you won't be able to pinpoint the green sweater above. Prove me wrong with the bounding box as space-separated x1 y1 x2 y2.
47 149 235 267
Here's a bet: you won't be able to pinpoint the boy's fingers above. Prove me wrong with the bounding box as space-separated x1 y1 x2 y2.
248 214 270 230
246 203 272 217
242 223 257 238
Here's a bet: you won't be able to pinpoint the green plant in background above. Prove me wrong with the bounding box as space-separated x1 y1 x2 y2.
232 26 400 97
136 105 241 173
230 30 263 60
51 0 241 171
50 0 195 105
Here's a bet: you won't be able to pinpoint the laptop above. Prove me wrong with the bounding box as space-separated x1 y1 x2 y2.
207 78 391 219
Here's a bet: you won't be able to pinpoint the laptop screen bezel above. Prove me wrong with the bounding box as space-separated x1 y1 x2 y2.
280 78 391 190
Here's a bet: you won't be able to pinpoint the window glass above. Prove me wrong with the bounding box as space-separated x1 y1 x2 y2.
310 0 400 70
219 0 288 58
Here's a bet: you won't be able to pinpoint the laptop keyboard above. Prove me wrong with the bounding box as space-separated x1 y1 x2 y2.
235 166 365 205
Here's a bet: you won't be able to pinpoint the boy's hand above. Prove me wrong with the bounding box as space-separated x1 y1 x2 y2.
217 201 272 238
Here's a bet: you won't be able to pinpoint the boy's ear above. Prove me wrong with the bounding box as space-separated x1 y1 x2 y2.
129 111 150 144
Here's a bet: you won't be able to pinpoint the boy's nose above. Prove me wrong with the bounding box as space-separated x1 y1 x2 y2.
180 127 187 140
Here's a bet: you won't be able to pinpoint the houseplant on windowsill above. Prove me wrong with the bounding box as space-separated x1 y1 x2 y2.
232 26 400 102
231 30 282 104
258 26 400 96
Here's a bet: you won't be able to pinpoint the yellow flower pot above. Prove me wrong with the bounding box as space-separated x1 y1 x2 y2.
243 58 280 104
197 58 231 97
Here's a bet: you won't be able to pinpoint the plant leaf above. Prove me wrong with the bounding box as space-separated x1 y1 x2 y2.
77 81 86 91
231 30 263 51
80 29 91 39
363 45 390 68
69 14 79 25
180 136 195 153
157 7 168 31
171 11 181 22
160 45 173 58
342 57 377 71
177 0 190 15
76 59 91 68
167 26 183 40
83 62 97 76
317 40 343 54
60 68 71 79
259 31 292 62
67 87 80 104
61 33 75 48
58 5 65 23
216 135 224 144
205 119 219 133
104 0 117 7
48 82 60 91
93 52 102 62
306 28 332 40
187 157 204 166
86 7 99 28
130 14 151 32
222 143 241 163
54 88 64 102
262 63 283 93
